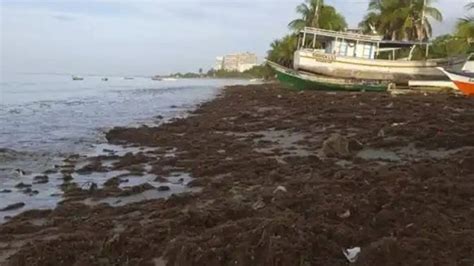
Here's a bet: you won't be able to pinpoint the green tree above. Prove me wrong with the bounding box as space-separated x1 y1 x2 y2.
267 35 298 67
428 34 470 58
359 0 442 41
456 2 474 43
288 0 347 32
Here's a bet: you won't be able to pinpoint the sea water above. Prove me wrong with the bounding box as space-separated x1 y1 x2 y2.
0 73 251 221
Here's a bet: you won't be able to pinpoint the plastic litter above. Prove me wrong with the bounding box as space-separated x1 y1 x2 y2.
338 209 351 219
343 247 361 263
273 185 287 193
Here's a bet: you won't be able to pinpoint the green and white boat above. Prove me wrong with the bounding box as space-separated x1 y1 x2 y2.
267 61 389 92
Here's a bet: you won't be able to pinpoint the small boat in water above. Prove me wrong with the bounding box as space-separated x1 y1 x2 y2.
102 77 108 81
72 76 84 81
123 77 134 80
268 61 388 92
151 76 162 81
162 77 178 81
438 68 474 96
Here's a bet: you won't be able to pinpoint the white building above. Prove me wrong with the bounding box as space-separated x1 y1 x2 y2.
215 52 258 72
214 57 223 71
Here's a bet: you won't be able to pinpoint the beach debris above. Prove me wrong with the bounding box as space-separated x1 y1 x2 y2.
391 122 406 127
63 174 73 182
217 149 226 154
21 188 39 196
82 182 98 192
157 185 171 191
153 257 167 266
15 182 32 189
343 247 361 263
348 139 364 151
322 133 351 157
33 175 49 184
277 94 282 98
14 168 26 176
273 185 287 194
377 129 385 137
252 199 266 210
1 202 25 212
385 102 394 108
338 209 351 219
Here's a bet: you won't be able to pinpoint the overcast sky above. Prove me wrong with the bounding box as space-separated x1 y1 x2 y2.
1 0 471 76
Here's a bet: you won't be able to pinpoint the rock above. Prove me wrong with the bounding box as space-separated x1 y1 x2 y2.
157 185 171 192
322 133 351 158
154 176 168 182
33 175 49 184
1 202 25 211
63 174 73 182
43 169 57 174
15 182 32 189
0 189 12 193
22 188 39 195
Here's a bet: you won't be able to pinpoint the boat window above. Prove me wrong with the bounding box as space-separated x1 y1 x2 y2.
362 44 372 58
338 41 348 56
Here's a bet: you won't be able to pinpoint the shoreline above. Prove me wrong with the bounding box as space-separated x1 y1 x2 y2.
1 84 473 265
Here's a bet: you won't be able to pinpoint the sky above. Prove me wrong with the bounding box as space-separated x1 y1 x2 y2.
1 0 471 76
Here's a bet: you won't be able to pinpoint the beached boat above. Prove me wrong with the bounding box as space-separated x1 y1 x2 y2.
438 68 474 96
72 76 84 81
268 61 388 92
294 27 466 83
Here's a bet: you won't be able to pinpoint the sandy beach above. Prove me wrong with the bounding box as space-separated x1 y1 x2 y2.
1 84 473 265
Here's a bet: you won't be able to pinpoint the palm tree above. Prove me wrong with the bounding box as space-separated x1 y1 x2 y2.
288 0 347 32
360 0 442 41
456 2 474 43
267 35 298 67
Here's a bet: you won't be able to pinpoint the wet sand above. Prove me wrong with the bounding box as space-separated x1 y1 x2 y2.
1 84 473 265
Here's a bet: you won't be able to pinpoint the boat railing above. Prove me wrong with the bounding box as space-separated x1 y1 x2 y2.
301 27 383 42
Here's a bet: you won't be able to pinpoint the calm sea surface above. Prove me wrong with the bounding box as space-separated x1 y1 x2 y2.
0 74 252 220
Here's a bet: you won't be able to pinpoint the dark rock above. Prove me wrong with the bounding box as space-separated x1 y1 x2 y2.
63 174 73 182
43 169 57 174
33 175 49 184
157 185 171 191
322 133 350 158
22 188 39 195
0 189 12 193
1 202 25 211
154 176 168 182
15 182 32 189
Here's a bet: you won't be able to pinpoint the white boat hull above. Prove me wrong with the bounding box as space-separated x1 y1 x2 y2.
294 50 466 83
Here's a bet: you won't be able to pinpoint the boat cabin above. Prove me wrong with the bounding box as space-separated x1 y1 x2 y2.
297 27 430 61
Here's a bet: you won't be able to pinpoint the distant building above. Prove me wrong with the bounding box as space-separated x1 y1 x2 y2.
215 52 258 72
214 57 224 71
